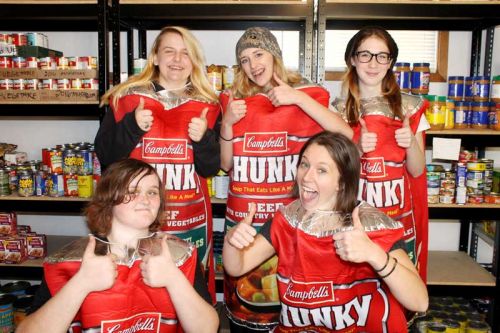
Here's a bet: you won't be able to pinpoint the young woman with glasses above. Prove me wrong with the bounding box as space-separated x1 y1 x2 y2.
331 27 430 283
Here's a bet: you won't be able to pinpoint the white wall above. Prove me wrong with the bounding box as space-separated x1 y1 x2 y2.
1 29 498 261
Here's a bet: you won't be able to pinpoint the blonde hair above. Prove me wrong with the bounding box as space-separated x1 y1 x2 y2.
101 26 217 109
231 54 303 98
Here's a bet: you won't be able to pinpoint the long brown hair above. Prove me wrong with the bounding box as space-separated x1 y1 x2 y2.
85 159 165 237
342 27 402 124
292 131 360 214
100 26 217 109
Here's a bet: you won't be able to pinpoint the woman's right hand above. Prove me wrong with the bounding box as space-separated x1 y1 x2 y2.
135 97 154 132
223 91 247 127
358 118 377 153
225 203 257 249
76 236 117 293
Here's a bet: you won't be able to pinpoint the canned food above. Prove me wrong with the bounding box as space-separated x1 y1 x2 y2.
68 56 78 69
77 56 91 69
10 33 27 46
427 323 446 332
40 78 57 90
62 149 78 174
56 56 69 69
57 79 71 90
24 79 39 90
12 57 26 68
133 58 147 74
0 294 16 333
0 57 12 68
13 79 26 90
466 320 491 332
38 57 56 70
0 79 13 90
26 32 45 47
484 192 500 204
1 281 31 296
49 149 63 173
6 166 18 193
48 173 64 197
468 194 484 204
441 319 460 333
0 169 10 196
467 162 486 171
75 148 92 175
81 78 98 90
18 170 34 197
473 76 490 102
64 173 79 197
71 78 83 90
26 57 38 69
35 171 47 196
13 295 33 328
78 174 93 198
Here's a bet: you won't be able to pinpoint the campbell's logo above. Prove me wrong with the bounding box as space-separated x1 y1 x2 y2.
361 157 386 178
142 138 187 160
283 279 334 305
101 312 161 333
243 132 288 153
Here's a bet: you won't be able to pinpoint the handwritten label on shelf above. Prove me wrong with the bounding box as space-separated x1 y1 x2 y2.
0 90 40 101
0 68 97 79
49 89 98 101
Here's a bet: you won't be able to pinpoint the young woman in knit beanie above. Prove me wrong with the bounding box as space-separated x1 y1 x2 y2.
219 27 352 332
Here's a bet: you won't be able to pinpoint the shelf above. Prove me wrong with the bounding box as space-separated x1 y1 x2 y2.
429 203 500 219
427 251 495 287
0 103 101 118
118 1 310 30
323 1 500 30
426 129 500 135
0 195 90 213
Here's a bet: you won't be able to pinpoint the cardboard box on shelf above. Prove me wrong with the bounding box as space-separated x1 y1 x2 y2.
16 46 63 58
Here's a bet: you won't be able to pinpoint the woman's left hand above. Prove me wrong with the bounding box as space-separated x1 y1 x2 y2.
333 207 375 263
267 73 303 107
140 235 177 288
394 113 414 149
188 107 209 142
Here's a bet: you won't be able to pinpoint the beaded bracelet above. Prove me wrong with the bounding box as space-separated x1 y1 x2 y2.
374 252 390 273
219 134 233 142
379 257 398 279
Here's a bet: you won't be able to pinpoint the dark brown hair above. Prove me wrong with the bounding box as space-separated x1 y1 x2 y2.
292 131 360 214
343 26 402 124
85 158 165 237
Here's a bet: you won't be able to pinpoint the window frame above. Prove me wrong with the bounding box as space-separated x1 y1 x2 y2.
324 31 448 83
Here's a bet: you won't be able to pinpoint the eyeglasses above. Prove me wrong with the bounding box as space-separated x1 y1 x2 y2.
355 51 392 65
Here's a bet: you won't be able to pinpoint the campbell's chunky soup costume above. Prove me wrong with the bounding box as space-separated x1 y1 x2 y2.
96 86 220 300
268 201 408 332
220 83 328 329
332 94 429 280
44 235 197 333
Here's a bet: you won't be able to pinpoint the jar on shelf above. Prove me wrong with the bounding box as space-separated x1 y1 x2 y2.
394 62 411 93
425 95 446 130
411 62 430 95
471 101 490 129
206 64 222 92
491 75 500 103
473 75 490 102
488 102 499 130
447 76 464 101
464 76 474 101
444 99 455 130
454 101 470 129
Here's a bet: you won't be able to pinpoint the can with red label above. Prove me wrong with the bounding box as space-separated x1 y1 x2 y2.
12 79 25 90
64 173 79 197
11 33 27 46
0 57 12 68
71 78 83 90
26 57 38 69
81 78 98 90
57 79 71 90
0 79 13 90
77 56 90 69
40 79 57 90
24 79 39 90
49 149 63 174
12 57 26 68
38 57 56 70
68 57 78 69
56 57 69 69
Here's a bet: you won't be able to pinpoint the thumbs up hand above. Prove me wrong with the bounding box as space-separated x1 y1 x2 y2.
76 235 117 293
267 72 304 107
358 117 377 153
140 234 176 288
188 107 209 142
332 207 374 263
225 203 258 249
223 90 247 127
135 97 154 132
395 112 414 149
